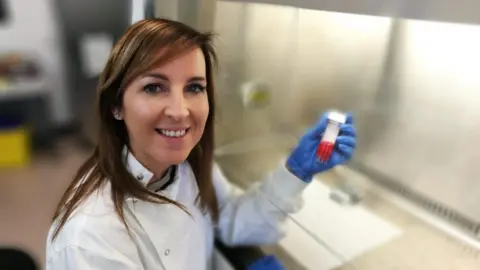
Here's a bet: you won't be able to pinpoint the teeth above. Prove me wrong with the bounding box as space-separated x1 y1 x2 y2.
160 129 186 138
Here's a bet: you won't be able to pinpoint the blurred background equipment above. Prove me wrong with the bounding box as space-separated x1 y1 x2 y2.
0 51 49 148
240 80 272 109
0 248 38 270
0 116 30 168
0 53 41 83
0 0 9 24
53 0 133 144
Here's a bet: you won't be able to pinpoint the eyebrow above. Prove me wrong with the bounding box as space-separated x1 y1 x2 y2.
143 73 206 83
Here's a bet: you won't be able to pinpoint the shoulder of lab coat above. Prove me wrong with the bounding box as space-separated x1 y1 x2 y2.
46 183 143 270
213 160 308 247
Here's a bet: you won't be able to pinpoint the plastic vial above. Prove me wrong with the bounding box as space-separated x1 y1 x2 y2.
317 111 347 162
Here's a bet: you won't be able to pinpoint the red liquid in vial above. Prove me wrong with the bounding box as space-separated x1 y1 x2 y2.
317 141 334 162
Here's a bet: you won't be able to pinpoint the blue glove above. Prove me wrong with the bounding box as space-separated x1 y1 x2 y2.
247 255 285 270
286 112 357 182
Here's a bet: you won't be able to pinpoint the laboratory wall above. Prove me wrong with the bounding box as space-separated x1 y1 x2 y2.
0 0 70 124
209 1 480 225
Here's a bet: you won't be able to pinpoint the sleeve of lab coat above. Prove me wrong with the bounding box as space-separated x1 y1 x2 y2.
213 161 308 247
47 246 142 270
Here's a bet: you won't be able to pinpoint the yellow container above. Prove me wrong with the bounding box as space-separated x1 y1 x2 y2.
0 126 30 167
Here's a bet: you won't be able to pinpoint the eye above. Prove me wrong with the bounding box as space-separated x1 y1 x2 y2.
143 83 167 94
186 83 206 93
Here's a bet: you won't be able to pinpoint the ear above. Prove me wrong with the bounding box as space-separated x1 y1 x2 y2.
112 109 123 120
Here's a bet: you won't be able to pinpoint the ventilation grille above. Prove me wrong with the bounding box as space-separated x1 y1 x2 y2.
349 161 480 240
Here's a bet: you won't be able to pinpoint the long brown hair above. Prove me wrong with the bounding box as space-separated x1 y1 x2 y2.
51 19 219 241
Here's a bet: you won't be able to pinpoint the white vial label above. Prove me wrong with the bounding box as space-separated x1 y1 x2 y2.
322 121 341 143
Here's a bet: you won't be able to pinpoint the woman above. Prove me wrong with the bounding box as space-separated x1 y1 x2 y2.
46 19 356 270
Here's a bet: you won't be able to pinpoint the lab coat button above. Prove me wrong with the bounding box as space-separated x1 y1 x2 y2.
136 174 144 180
164 249 170 256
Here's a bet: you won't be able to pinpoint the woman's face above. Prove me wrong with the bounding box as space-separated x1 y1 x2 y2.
119 48 209 175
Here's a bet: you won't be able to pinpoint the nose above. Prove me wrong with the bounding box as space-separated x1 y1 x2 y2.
165 91 189 120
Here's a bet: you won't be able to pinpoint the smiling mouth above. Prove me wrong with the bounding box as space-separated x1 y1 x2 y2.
155 128 190 138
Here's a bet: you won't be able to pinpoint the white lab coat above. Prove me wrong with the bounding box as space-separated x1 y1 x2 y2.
46 150 308 270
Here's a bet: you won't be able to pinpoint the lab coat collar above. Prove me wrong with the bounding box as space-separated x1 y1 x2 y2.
121 146 190 205
122 146 154 187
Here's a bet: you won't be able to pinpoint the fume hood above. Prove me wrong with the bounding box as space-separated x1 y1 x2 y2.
178 0 480 268
214 0 480 229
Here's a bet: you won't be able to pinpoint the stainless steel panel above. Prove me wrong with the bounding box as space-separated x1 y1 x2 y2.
156 0 217 31
359 19 480 223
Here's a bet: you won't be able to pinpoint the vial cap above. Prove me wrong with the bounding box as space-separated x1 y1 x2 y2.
328 111 347 124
